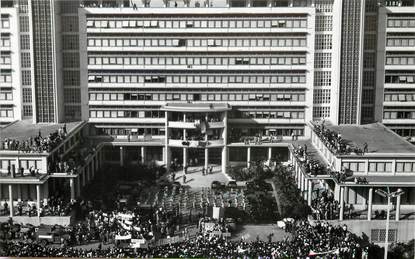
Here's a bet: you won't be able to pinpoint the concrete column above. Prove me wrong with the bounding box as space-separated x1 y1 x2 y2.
183 148 187 168
36 185 41 217
43 182 49 204
17 185 21 201
204 148 209 169
247 147 251 168
165 147 171 171
222 111 228 174
268 147 272 161
395 193 401 221
76 177 81 197
368 187 373 221
307 180 313 206
344 186 349 204
141 146 146 164
120 147 124 167
86 166 90 183
165 112 170 171
82 169 86 187
91 159 95 179
339 186 344 221
221 146 227 174
69 178 75 201
8 184 13 217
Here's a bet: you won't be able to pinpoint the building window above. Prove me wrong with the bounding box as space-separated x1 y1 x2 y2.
64 88 81 103
61 16 78 32
315 34 332 49
314 71 332 86
63 53 79 68
21 52 31 68
63 71 80 86
313 106 330 118
314 53 332 68
313 89 331 104
20 34 30 49
19 16 29 32
23 105 32 116
315 15 332 31
22 88 32 103
62 35 79 50
21 70 31 85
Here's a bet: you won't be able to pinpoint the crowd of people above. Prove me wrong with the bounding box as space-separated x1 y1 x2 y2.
0 125 67 153
311 190 339 220
314 121 352 155
1 220 368 258
292 144 328 176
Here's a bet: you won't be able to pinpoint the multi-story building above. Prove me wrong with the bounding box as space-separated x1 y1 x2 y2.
79 0 321 170
1 1 24 126
377 0 415 140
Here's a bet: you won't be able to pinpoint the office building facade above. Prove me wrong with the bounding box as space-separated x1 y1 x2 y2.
2 0 415 139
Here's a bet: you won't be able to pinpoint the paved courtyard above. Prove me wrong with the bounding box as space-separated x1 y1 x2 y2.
167 164 230 188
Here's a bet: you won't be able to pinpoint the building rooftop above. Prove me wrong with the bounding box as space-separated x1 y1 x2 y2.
324 123 415 155
162 103 231 112
0 120 84 142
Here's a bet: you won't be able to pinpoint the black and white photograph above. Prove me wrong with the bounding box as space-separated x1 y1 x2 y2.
0 0 414 258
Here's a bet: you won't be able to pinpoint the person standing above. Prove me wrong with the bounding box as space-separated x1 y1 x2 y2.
183 175 186 184
363 142 368 153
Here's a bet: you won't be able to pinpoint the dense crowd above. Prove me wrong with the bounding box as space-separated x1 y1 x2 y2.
40 196 74 217
311 190 339 220
0 125 67 153
1 220 367 258
292 144 328 176
313 122 346 154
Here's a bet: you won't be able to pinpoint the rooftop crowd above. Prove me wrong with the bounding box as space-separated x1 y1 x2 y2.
0 125 67 153
1 220 367 258
313 122 366 155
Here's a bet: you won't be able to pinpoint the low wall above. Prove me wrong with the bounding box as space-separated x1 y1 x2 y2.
310 219 415 243
0 215 72 226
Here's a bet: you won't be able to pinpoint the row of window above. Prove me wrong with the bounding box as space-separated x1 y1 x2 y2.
387 19 415 28
88 74 307 84
386 38 415 47
0 108 13 118
97 128 164 136
88 55 307 66
90 110 162 119
0 92 12 100
386 56 415 65
239 111 305 119
384 111 415 119
87 18 308 29
89 92 306 102
343 162 396 173
384 93 415 102
0 159 41 171
313 89 331 104
385 75 415 84
313 106 330 118
87 37 308 48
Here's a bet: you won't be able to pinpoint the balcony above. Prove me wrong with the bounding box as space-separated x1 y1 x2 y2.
168 121 197 129
208 121 225 128
168 139 224 147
